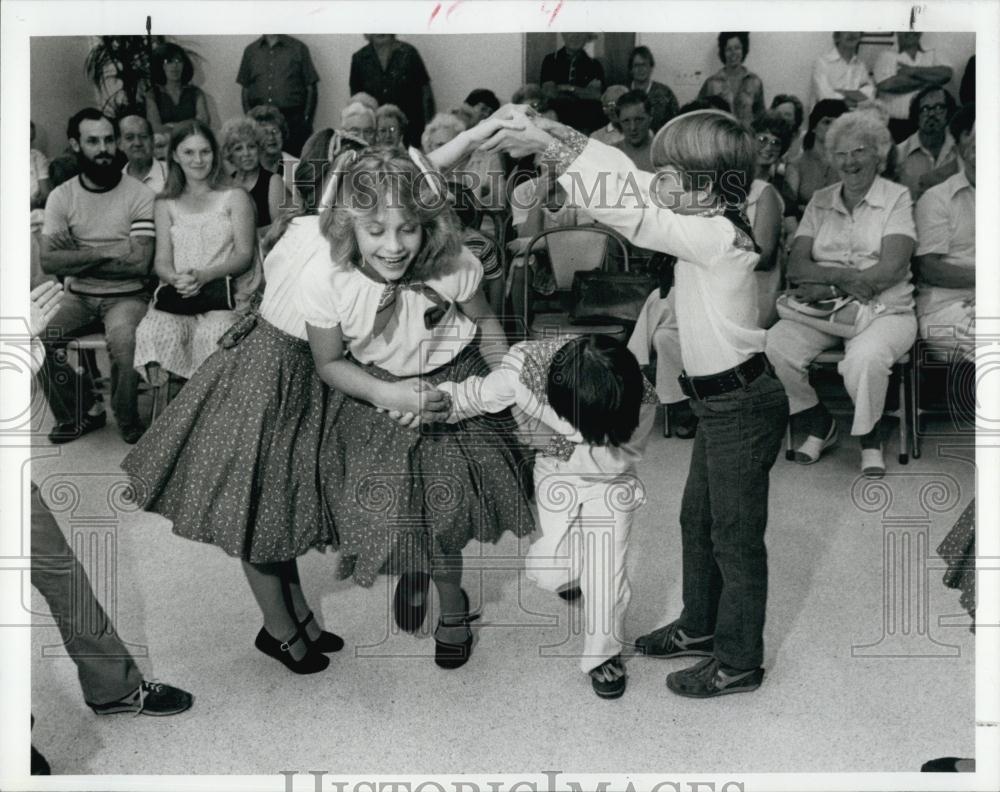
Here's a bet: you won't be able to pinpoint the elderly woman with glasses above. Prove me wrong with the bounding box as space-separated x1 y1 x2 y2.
340 101 377 145
247 105 298 205
765 111 917 477
375 104 408 148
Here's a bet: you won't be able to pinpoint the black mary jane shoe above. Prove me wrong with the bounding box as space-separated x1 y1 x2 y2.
921 757 972 772
299 611 345 653
393 571 432 633
255 626 329 674
434 588 481 670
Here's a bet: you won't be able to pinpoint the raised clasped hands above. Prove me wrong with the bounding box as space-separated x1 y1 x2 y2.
479 105 556 159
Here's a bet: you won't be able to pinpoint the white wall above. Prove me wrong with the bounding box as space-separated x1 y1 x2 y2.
29 36 97 157
30 31 974 153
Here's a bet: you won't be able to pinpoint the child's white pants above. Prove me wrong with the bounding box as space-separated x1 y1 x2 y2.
526 454 644 673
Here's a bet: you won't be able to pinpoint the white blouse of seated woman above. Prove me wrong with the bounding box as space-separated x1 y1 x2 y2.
765 112 917 477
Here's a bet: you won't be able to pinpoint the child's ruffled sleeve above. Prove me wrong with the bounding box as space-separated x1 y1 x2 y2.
297 252 342 329
436 344 523 422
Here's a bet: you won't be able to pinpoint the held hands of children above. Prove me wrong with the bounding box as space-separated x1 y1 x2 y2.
376 379 453 429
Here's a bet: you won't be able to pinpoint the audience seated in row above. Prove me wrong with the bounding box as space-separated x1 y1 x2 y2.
28 30 975 454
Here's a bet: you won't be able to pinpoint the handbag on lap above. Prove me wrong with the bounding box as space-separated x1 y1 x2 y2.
774 292 879 339
152 277 235 315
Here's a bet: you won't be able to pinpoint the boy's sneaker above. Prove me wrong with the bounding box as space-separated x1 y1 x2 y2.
589 655 627 700
666 657 764 698
89 680 193 716
635 620 713 658
47 411 106 445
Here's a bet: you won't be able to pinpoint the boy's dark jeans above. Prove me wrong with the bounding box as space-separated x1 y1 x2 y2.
677 367 789 670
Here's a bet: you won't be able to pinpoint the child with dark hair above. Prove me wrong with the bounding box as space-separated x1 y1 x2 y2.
437 334 657 699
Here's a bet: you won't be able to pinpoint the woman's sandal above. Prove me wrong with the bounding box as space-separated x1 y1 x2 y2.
394 571 432 633
434 588 481 670
299 611 345 653
254 625 330 675
793 418 838 465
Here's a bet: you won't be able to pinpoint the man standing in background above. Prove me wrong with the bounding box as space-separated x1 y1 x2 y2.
875 31 952 143
350 34 435 148
811 31 875 109
237 34 319 156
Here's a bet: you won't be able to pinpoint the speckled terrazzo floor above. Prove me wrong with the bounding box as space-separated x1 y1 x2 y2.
26 379 976 777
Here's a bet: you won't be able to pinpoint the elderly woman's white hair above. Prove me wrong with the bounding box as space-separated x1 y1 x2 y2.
853 99 891 129
349 92 379 112
421 112 467 151
340 101 376 128
826 111 893 172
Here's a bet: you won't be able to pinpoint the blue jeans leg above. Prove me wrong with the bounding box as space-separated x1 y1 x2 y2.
678 372 789 669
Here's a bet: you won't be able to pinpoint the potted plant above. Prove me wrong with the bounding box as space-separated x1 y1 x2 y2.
85 35 159 117
85 33 199 118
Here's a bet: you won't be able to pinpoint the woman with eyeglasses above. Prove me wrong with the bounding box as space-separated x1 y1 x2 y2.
146 44 210 132
749 112 795 328
627 45 679 131
765 111 917 478
247 105 298 207
375 104 408 148
340 102 377 145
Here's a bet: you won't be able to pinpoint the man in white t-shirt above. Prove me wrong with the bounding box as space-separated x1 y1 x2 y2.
811 32 875 109
913 104 975 363
120 114 168 195
38 108 155 445
874 31 953 142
